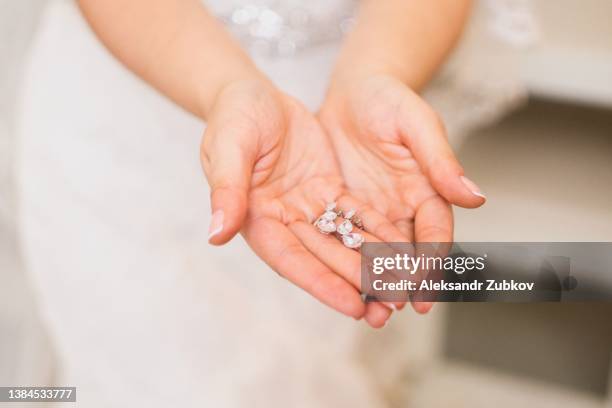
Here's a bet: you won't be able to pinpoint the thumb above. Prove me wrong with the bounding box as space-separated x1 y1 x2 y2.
397 92 486 208
201 129 256 245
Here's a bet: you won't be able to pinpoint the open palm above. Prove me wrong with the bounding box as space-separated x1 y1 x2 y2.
320 75 486 311
201 80 395 327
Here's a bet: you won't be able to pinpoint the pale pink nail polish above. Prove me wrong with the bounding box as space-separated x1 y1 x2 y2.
384 302 397 311
460 176 486 199
208 210 224 241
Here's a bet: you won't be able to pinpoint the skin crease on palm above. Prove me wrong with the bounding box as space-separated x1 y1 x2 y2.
320 75 458 314
77 0 480 330
201 80 396 328
321 76 453 246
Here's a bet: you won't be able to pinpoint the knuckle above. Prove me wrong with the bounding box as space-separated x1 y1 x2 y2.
276 242 306 270
427 109 448 138
373 223 399 241
418 224 450 241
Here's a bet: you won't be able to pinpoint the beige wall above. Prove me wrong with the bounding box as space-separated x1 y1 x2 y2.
534 0 612 50
522 1 612 107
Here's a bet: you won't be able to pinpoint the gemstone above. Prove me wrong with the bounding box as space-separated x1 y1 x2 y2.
342 232 364 249
321 211 338 221
316 218 336 234
325 202 337 212
337 220 353 235
344 209 356 219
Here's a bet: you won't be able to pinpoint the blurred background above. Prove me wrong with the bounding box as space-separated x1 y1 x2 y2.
1 0 611 407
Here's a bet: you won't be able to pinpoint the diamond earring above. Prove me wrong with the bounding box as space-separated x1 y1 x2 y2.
337 208 364 249
315 202 339 234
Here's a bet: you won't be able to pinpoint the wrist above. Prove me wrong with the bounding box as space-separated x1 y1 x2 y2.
325 62 405 106
334 57 408 83
197 64 272 120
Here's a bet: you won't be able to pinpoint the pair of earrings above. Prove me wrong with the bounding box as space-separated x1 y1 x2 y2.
314 203 364 249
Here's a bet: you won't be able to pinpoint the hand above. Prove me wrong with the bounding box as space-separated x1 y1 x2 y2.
201 79 397 328
319 75 486 313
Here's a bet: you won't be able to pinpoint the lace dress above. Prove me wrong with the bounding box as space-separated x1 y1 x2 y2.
15 1 536 406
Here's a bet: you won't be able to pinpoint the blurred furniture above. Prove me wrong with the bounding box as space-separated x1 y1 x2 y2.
520 0 612 108
406 3 612 406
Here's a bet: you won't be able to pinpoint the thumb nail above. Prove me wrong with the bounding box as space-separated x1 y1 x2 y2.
460 176 486 199
208 210 224 241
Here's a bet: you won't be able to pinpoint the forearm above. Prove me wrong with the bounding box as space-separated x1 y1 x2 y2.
77 0 265 119
332 0 472 91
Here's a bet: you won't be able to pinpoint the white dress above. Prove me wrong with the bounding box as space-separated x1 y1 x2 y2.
15 0 536 406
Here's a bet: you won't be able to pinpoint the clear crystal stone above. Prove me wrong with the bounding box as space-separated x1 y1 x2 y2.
337 220 353 235
344 209 356 219
321 211 337 221
316 218 336 234
342 232 364 249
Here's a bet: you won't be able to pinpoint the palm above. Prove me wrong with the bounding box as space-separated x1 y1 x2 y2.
320 76 453 244
246 98 344 228
203 83 394 326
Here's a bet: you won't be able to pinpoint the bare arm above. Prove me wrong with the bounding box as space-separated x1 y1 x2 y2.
77 0 266 119
319 0 483 257
332 0 472 91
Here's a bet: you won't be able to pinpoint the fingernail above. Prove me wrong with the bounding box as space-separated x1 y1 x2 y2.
384 302 397 311
460 176 486 199
383 312 393 328
208 210 224 241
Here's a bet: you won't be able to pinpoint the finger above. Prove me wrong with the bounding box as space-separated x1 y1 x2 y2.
295 218 401 298
396 89 486 208
201 125 257 245
290 219 408 312
358 229 410 311
412 196 454 314
364 302 392 329
336 197 412 310
415 196 453 243
289 221 361 288
337 196 408 243
394 219 414 242
244 217 366 319
353 227 411 311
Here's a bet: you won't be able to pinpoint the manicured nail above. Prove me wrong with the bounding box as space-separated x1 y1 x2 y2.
382 312 393 328
384 302 397 311
208 210 224 241
460 176 486 199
